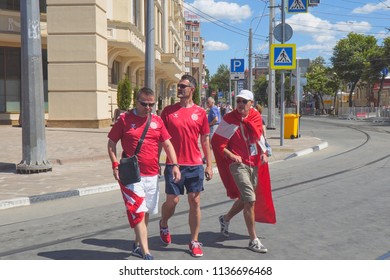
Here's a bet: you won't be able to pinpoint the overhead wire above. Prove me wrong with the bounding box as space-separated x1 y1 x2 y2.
183 1 268 41
182 0 389 39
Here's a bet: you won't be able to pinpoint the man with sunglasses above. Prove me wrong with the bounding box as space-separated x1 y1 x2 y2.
108 87 181 260
159 74 213 257
211 89 276 254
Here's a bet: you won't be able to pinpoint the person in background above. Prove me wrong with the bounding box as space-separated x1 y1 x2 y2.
107 87 181 260
225 102 232 114
159 74 213 257
207 96 221 141
255 104 267 139
220 103 226 118
211 89 276 254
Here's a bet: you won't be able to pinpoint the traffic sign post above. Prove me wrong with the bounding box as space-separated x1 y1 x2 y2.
229 58 245 106
230 58 245 80
287 0 308 13
270 44 296 70
273 23 293 42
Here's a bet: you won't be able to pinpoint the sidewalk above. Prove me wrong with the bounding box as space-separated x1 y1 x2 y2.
0 124 327 210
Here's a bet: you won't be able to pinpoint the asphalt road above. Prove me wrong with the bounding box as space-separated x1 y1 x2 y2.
0 117 389 262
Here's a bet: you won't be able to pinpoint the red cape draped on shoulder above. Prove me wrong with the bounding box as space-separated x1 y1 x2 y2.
211 108 276 224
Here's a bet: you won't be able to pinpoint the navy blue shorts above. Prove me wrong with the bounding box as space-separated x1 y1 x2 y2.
164 165 204 195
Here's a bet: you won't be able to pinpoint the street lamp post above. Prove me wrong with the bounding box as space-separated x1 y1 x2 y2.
267 0 276 130
248 27 252 92
17 0 52 174
279 0 286 146
248 16 263 92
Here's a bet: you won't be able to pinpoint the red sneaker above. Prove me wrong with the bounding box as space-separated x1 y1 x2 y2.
189 240 203 257
159 220 171 245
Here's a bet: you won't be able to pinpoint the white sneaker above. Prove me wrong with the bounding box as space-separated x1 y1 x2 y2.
219 215 230 237
248 238 267 253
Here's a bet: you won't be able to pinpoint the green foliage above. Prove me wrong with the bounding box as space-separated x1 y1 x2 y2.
253 76 268 105
305 57 340 113
132 86 139 108
331 32 379 107
193 86 200 105
209 64 230 97
170 96 176 105
117 77 132 110
306 57 328 95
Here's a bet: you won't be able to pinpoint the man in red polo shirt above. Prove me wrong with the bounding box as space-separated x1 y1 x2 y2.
108 87 180 260
159 74 213 257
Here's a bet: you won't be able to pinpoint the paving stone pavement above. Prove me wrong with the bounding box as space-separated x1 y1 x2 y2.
0 124 327 209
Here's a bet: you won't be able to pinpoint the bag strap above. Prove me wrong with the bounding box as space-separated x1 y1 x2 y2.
134 113 151 155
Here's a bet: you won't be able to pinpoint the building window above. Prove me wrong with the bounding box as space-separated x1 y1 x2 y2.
185 35 190 41
133 0 139 27
185 24 190 31
0 0 47 13
192 37 199 42
111 60 120 85
0 47 48 113
192 26 199 32
193 58 199 63
192 47 199 53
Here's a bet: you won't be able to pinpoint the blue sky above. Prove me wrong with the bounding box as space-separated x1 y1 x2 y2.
184 0 390 76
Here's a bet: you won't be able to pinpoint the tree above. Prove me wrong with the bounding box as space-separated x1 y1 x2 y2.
209 64 230 99
331 32 378 107
117 76 132 110
253 75 268 105
367 37 390 107
193 86 200 105
326 69 342 111
305 57 329 114
132 86 139 108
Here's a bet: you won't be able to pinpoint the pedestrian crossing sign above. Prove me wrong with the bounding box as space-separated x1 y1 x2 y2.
288 0 308 13
270 44 296 70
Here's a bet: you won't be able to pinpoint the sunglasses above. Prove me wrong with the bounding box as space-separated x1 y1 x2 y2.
236 99 249 104
138 101 155 107
177 84 192 89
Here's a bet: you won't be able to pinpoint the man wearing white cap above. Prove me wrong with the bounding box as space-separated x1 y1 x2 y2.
211 89 276 253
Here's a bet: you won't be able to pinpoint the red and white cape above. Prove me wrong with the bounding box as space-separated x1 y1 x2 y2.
211 108 276 224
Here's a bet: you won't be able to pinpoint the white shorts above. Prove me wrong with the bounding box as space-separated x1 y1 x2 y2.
123 175 159 214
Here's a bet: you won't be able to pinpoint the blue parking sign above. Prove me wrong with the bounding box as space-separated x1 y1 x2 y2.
230 59 245 73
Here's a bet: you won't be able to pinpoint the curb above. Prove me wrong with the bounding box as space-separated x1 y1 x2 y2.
0 144 327 211
0 183 119 210
284 141 328 160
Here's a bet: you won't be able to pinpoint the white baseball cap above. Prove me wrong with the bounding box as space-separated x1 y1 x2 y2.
236 89 254 101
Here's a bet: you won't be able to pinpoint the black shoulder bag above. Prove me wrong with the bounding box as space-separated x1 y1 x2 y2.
119 114 151 185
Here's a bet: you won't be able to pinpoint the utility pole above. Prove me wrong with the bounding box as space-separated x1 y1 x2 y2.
279 0 286 146
296 59 301 137
145 0 155 91
248 27 252 91
229 78 232 105
17 0 51 174
267 0 276 130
